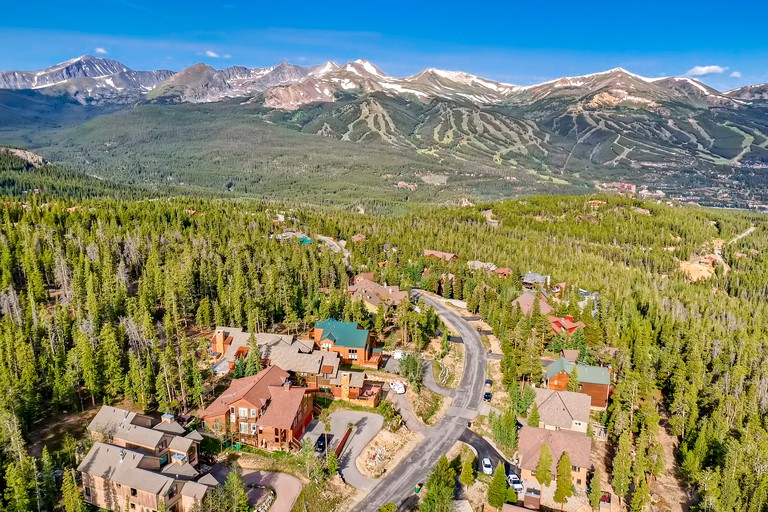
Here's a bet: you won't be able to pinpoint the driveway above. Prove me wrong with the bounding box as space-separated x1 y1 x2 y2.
353 290 488 511
304 410 383 491
241 470 302 512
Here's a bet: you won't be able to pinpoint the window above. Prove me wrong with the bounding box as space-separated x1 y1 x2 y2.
572 466 580 472
131 488 138 497
576 479 582 485
250 408 257 417
130 504 136 510
349 349 358 360
238 407 248 417
322 342 332 351
229 406 235 414
239 422 249 434
84 487 91 498
251 424 258 434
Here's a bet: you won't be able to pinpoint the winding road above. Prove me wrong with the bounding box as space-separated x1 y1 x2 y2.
352 290 489 511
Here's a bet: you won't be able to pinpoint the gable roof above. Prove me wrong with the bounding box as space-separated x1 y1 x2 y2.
512 290 554 316
199 366 289 419
257 386 308 430
314 319 369 348
78 442 177 496
546 356 611 386
548 316 586 333
423 249 457 261
518 426 591 473
533 388 591 429
348 276 408 308
88 406 166 450
561 349 581 363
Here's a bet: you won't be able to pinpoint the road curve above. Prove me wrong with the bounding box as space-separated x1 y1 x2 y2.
352 290 488 511
241 470 302 512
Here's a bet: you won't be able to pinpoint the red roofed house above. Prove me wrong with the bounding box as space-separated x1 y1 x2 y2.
494 267 514 278
511 290 554 316
199 366 313 451
548 315 586 337
423 249 457 262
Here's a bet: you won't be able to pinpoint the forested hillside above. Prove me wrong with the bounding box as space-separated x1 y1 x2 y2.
0 191 765 510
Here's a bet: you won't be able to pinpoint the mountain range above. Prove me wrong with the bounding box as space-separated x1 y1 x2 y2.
1 55 767 208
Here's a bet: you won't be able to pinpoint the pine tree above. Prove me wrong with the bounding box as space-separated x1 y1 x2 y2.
327 450 340 475
4 455 34 512
233 356 246 379
460 455 476 487
62 468 84 512
487 463 508 509
379 504 397 512
535 443 553 487
223 468 250 512
528 402 540 427
588 469 603 510
99 322 124 400
612 431 633 505
630 477 651 512
554 452 573 510
567 366 580 392
244 339 262 376
40 446 57 510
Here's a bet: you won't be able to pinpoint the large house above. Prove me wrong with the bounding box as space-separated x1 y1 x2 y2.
312 318 381 368
78 406 208 512
348 273 408 313
209 328 310 376
533 388 591 434
545 356 612 408
547 314 586 337
423 249 457 262
199 366 313 451
512 290 554 316
518 426 592 489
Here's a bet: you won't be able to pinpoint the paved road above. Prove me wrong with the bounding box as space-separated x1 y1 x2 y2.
242 470 302 512
459 429 509 474
353 290 488 511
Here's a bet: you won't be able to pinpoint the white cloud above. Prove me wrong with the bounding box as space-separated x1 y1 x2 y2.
730 71 742 78
686 65 728 77
95 47 108 55
204 50 232 59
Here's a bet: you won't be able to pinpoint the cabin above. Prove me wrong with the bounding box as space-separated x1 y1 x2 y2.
545 356 611 408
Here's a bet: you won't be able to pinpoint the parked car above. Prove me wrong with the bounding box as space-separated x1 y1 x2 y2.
315 434 326 453
393 349 405 360
507 473 524 492
390 381 406 394
481 457 493 475
485 379 493 387
483 391 492 402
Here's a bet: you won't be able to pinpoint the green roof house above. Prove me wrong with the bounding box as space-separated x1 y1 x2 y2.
545 356 611 408
312 319 380 368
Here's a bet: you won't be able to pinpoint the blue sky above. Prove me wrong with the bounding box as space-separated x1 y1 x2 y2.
2 0 766 90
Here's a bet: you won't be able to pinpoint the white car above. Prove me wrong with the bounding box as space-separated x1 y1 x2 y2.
507 473 524 492
390 381 406 394
393 350 406 360
481 457 493 475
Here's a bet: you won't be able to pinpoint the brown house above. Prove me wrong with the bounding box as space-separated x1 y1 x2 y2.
79 407 207 512
545 356 612 408
512 290 554 316
518 426 591 489
199 366 313 451
329 371 382 407
423 249 457 262
311 319 381 368
348 274 408 313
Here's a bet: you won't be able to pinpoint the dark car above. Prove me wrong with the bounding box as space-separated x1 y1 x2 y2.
483 391 492 402
485 379 493 387
315 434 327 453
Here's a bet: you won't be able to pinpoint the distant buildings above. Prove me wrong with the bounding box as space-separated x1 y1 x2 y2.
423 249 458 262
348 273 408 313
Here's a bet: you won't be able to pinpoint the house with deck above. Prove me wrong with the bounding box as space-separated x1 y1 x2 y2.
545 356 612 408
311 318 381 368
199 366 313 451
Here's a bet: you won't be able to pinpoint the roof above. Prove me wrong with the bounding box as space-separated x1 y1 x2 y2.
467 260 497 271
501 505 531 512
185 430 204 442
200 366 289 419
518 426 591 473
348 276 408 308
533 388 591 429
160 460 199 479
181 481 209 501
257 385 308 430
512 290 554 316
169 436 194 453
423 249 457 261
78 442 177 496
561 349 581 363
494 267 513 276
522 272 549 284
265 346 340 378
153 420 186 435
88 407 166 450
314 319 369 349
329 371 366 388
546 357 611 386
211 328 301 375
548 316 586 333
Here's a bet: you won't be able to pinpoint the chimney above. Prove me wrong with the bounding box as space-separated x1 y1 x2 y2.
565 315 574 322
161 413 175 424
284 381 292 390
